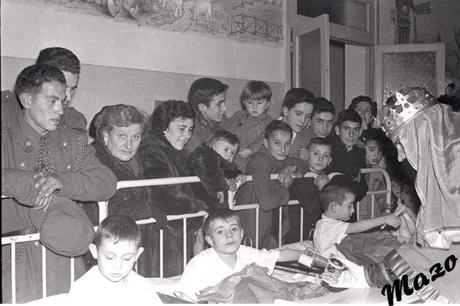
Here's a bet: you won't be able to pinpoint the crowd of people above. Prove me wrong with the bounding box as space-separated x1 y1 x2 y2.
2 47 459 304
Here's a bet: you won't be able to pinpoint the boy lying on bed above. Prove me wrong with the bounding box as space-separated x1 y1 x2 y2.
176 208 310 302
67 215 163 304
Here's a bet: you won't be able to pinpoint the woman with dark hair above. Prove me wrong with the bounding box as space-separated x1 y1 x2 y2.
84 104 167 277
137 100 207 276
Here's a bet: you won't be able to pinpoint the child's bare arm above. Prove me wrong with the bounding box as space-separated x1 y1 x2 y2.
277 248 304 262
346 215 401 234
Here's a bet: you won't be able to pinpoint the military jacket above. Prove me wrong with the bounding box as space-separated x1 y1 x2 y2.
1 113 117 234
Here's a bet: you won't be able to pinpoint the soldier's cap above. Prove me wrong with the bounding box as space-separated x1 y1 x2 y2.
30 197 94 257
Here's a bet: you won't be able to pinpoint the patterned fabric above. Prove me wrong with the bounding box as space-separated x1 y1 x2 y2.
1 112 116 303
184 113 226 154
397 103 460 248
34 135 57 176
221 110 273 171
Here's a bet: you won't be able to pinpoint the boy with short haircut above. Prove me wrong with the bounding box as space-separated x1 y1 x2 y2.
234 120 307 249
313 183 400 259
326 109 368 206
68 215 162 304
221 80 274 172
287 137 333 242
177 208 308 302
279 88 316 161
188 130 246 209
311 97 336 138
185 77 229 153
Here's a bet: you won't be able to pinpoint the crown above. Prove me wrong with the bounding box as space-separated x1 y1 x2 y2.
377 87 438 139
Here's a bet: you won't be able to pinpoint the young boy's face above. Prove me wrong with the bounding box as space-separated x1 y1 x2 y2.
333 192 356 221
335 120 361 150
243 98 270 118
264 130 292 160
198 92 227 123
311 112 335 138
308 144 332 173
282 102 313 133
365 139 383 167
212 139 238 162
205 217 244 255
89 238 143 283
353 101 373 128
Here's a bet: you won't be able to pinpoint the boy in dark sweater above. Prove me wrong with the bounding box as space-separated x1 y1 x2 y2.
287 137 334 242
234 120 307 249
326 109 368 220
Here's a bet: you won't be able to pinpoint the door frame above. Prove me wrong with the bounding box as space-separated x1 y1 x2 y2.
374 43 446 107
286 0 376 100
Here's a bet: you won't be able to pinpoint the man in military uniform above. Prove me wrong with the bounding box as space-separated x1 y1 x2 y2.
1 64 117 303
2 47 87 132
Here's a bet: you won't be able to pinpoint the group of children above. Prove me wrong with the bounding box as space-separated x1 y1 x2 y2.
64 79 420 303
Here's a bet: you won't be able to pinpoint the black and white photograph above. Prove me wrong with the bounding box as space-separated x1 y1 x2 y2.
1 0 459 304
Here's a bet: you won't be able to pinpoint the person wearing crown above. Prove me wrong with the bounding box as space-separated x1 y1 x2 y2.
377 87 460 304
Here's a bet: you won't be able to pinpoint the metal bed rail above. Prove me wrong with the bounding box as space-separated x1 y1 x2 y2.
1 168 391 303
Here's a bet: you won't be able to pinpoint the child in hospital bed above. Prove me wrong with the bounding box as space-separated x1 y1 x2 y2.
313 182 401 259
67 215 162 304
175 208 309 302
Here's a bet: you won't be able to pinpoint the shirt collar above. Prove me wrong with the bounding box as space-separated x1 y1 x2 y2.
197 113 220 129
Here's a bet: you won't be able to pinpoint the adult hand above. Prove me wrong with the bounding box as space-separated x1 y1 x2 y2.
34 193 54 212
33 173 62 208
356 138 365 149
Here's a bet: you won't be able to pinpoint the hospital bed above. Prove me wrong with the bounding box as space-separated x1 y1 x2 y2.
2 168 394 304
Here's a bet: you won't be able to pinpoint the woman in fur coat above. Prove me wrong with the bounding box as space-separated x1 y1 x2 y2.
137 100 207 276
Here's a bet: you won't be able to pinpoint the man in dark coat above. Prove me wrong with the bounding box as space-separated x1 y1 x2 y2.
1 64 117 303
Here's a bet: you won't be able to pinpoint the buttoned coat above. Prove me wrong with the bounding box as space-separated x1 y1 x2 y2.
1 113 117 303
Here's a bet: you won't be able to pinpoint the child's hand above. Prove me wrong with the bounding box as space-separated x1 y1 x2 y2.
235 174 247 185
303 245 320 256
217 191 225 204
385 215 401 228
298 148 310 161
226 178 237 192
278 165 297 188
356 138 365 148
238 148 253 159
314 174 330 190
